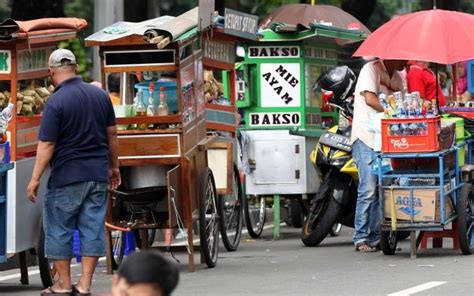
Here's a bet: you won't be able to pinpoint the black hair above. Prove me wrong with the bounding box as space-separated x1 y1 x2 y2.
107 73 121 93
117 250 179 296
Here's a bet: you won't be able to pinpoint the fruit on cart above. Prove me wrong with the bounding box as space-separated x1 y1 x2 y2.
13 85 53 115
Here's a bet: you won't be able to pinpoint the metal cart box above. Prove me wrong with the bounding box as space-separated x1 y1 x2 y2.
244 130 319 195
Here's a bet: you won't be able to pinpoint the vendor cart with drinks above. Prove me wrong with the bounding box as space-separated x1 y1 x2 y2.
237 11 368 239
85 7 240 272
0 18 87 286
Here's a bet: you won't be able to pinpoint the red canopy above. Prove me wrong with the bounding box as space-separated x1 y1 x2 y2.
353 9 474 65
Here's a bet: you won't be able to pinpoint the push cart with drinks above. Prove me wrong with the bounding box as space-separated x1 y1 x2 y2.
86 8 226 272
376 114 473 258
0 18 87 287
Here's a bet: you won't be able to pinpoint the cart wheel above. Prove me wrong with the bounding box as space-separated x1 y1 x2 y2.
329 223 342 237
37 221 58 288
289 198 305 228
380 230 398 255
457 184 473 255
110 230 126 269
243 195 266 238
199 167 219 268
218 165 243 251
133 229 156 249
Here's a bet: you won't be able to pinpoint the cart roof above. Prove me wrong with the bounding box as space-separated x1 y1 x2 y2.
0 17 87 43
85 7 199 47
258 22 367 45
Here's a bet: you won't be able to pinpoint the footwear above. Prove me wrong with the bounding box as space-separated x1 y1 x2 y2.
355 242 377 252
41 287 73 295
72 284 91 296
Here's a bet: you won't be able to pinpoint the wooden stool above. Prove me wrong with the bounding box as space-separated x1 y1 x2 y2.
420 221 460 251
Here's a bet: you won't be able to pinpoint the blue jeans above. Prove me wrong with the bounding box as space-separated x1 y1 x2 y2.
352 140 380 246
43 181 108 260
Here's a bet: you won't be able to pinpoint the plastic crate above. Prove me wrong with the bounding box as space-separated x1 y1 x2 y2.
381 116 441 153
0 163 13 264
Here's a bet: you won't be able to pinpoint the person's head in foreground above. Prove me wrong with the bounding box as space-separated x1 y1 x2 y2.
112 250 179 296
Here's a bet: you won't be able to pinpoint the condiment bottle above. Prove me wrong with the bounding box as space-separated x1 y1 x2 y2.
157 86 169 116
134 89 147 130
146 83 156 129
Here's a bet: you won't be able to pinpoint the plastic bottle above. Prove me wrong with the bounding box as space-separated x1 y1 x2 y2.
146 83 156 129
0 103 14 143
157 86 169 116
134 89 147 130
431 99 439 116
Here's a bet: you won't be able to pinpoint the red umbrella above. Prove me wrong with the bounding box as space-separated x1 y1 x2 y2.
353 9 474 65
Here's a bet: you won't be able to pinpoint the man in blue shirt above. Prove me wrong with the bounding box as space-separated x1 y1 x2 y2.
27 49 120 295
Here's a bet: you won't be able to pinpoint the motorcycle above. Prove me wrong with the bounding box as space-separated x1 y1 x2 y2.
301 66 408 246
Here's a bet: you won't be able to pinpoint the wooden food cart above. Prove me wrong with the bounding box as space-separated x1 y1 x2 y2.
238 17 367 239
0 18 87 287
86 8 219 272
202 9 258 251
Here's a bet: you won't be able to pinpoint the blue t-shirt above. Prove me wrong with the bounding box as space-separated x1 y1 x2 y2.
39 76 116 188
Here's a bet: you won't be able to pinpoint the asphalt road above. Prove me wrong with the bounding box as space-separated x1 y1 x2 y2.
0 225 473 295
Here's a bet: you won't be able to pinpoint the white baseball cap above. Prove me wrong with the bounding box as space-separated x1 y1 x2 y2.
49 48 77 68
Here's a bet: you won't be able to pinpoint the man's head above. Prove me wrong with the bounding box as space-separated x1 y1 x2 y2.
112 250 179 296
383 59 407 73
48 48 77 86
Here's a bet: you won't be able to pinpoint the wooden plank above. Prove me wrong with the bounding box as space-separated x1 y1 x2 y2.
16 126 39 147
117 128 181 135
116 115 182 125
205 103 236 113
17 70 49 81
117 134 180 158
206 122 236 134
118 157 180 167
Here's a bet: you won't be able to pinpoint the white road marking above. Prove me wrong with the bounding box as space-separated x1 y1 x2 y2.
388 281 447 296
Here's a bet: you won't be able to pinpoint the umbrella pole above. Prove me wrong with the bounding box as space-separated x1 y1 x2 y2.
435 63 441 112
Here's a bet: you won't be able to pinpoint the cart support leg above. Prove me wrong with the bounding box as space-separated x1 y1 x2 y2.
19 251 29 285
410 231 417 259
105 230 113 274
273 195 280 240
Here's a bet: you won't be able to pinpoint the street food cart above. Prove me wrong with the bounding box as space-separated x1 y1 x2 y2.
238 21 366 239
202 9 258 251
0 17 86 286
86 8 220 272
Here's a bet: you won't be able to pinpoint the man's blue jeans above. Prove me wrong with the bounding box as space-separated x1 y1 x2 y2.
352 140 380 246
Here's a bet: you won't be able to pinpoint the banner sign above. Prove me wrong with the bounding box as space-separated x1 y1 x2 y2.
249 112 301 127
203 39 235 64
224 8 258 40
247 46 300 59
260 63 301 107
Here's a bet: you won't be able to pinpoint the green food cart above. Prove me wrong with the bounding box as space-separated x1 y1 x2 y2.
237 22 367 239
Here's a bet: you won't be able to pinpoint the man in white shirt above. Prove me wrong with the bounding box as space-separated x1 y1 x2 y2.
350 59 406 252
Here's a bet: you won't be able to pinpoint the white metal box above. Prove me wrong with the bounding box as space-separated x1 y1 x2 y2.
243 130 320 195
7 157 49 253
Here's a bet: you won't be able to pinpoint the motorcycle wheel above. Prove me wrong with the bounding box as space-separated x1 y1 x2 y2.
301 197 341 247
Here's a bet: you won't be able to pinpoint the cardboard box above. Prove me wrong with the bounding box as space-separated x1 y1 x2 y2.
383 185 454 222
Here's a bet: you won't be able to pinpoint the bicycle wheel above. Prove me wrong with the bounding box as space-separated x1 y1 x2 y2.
37 221 57 288
133 229 156 249
457 183 473 255
218 165 243 251
110 230 125 269
199 167 219 268
243 195 266 238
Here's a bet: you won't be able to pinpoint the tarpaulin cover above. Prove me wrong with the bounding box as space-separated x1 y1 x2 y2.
0 17 87 40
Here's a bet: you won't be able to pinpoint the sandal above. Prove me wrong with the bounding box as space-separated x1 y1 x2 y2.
72 284 91 296
41 287 73 295
355 242 377 252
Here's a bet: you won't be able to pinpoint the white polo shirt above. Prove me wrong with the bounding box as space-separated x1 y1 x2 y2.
350 60 404 149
